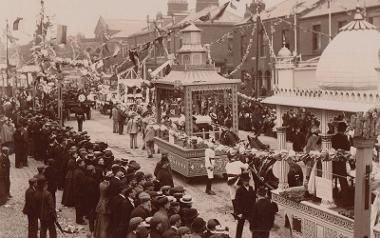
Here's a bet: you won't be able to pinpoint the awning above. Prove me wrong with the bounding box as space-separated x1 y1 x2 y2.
262 95 374 113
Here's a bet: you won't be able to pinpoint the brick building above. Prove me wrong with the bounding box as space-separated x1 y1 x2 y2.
231 0 380 96
126 0 242 74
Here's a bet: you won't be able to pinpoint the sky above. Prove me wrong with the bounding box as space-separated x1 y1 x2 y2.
0 0 282 44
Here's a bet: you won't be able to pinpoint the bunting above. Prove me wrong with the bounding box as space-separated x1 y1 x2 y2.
211 2 230 22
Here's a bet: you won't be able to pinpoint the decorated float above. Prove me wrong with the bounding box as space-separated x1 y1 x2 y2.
262 7 380 238
153 24 241 179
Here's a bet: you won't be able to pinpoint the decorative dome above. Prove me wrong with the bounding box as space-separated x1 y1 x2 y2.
277 46 292 58
316 7 380 91
277 39 292 58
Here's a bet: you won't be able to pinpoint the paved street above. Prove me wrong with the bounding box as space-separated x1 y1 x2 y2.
0 110 291 238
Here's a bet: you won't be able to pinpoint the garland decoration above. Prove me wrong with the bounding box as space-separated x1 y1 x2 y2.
350 108 380 139
226 23 256 77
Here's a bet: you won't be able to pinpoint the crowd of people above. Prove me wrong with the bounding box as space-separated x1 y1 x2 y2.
0 108 239 238
0 88 284 238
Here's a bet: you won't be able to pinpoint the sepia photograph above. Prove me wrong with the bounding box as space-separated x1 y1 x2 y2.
0 0 379 237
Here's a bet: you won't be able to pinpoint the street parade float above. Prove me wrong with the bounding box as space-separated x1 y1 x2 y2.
153 24 241 179
262 8 380 238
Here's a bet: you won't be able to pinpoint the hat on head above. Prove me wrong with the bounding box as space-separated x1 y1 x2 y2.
169 214 181 225
138 192 151 202
170 185 185 195
182 208 199 221
105 171 114 178
157 196 169 206
177 226 191 235
143 181 154 189
1 146 9 153
129 161 141 171
160 185 171 192
207 219 221 230
150 216 163 229
135 171 145 179
28 177 38 185
129 217 144 229
191 217 206 233
240 172 250 181
166 196 176 203
180 194 192 204
136 226 149 237
173 192 183 200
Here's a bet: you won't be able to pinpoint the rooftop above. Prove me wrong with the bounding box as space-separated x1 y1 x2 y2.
175 5 242 27
301 0 380 19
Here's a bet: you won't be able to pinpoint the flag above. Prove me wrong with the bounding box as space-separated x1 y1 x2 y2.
13 17 23 31
103 32 111 42
153 21 164 36
211 2 230 22
199 12 211 22
112 44 121 57
56 25 67 44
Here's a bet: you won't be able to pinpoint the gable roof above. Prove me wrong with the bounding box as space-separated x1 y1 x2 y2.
100 17 147 37
301 0 380 19
262 0 323 20
175 5 242 27
235 0 322 26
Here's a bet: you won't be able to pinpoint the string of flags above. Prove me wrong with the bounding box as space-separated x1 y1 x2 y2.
226 23 256 77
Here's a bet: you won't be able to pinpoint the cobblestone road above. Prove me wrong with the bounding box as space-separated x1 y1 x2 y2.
0 110 292 238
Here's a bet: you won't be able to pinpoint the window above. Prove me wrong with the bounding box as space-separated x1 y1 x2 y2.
312 24 321 51
369 16 380 29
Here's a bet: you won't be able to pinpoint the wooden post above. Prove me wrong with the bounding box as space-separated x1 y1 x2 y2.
231 84 239 135
353 138 375 238
275 159 289 191
276 127 287 150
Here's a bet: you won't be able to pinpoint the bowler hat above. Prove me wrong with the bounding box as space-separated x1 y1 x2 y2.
240 172 250 181
157 196 169 206
191 217 206 233
182 208 199 221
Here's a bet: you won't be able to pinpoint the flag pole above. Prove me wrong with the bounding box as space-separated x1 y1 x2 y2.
328 0 332 42
5 19 9 95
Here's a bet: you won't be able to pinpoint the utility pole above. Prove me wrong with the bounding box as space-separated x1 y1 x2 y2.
255 14 261 98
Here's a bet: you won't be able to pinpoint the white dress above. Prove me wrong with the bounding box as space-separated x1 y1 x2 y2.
205 148 216 179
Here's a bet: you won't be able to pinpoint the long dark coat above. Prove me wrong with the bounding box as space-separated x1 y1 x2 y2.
0 153 10 204
108 194 134 238
62 159 76 207
14 128 27 167
156 166 174 188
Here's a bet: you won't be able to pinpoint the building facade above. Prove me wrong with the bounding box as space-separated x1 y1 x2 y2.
231 0 380 96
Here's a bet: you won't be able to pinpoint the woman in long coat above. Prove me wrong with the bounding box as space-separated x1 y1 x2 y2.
62 159 76 207
94 177 111 238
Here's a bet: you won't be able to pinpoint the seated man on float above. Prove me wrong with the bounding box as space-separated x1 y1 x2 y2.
331 121 352 207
